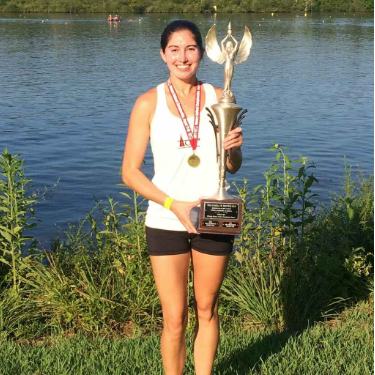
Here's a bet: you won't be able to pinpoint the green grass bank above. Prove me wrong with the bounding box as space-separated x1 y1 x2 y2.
0 0 373 13
0 297 373 374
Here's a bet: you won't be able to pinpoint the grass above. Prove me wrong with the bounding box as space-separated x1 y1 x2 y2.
0 296 373 375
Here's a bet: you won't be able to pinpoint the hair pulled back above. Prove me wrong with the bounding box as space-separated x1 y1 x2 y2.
160 20 204 55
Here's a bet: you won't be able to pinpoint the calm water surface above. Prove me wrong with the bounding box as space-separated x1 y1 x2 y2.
0 13 373 246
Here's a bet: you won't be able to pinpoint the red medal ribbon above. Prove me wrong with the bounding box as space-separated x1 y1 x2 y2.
167 78 201 151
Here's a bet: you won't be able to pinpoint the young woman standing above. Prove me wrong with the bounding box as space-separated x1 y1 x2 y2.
122 20 243 375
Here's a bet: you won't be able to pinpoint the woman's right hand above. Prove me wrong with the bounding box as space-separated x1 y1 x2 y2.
170 199 200 234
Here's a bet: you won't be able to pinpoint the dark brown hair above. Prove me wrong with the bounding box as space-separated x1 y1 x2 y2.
160 20 204 56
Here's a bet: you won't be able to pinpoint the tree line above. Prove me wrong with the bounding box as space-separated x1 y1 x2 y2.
0 0 373 13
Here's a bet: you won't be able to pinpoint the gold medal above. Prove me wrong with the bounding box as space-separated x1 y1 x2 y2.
188 154 201 168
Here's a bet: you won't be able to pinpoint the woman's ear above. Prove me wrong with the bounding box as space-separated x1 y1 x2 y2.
160 49 167 63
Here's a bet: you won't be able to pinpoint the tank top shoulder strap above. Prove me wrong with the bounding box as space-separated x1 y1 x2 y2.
151 83 169 131
203 83 219 106
156 82 168 110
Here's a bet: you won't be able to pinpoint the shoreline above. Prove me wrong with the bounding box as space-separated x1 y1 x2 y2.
1 10 374 14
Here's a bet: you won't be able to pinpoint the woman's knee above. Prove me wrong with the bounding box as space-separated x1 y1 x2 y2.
163 310 188 337
195 297 219 323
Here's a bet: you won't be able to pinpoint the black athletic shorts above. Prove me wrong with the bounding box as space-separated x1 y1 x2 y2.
145 226 234 256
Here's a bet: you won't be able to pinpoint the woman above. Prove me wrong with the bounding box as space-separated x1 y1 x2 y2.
122 20 243 375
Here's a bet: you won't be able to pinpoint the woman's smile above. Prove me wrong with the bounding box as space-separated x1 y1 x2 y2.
175 64 190 70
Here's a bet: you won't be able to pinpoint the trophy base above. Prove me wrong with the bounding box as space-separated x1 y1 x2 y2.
197 198 243 235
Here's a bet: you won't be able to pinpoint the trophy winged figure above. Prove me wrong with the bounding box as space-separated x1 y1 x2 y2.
206 23 252 103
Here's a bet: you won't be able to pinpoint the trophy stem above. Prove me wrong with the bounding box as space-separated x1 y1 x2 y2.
211 186 233 200
211 102 242 200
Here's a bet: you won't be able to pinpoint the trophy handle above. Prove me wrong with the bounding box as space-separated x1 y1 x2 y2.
234 109 248 128
206 107 220 160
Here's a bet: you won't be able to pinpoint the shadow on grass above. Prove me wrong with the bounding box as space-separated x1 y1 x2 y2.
214 331 293 374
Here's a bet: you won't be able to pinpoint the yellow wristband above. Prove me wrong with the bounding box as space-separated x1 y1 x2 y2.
164 197 174 210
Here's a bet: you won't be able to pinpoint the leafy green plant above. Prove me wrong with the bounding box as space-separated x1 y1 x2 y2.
19 192 159 336
0 149 37 291
226 147 372 331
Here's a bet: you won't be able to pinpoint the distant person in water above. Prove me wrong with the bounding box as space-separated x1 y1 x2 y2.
114 15 120 22
107 15 113 21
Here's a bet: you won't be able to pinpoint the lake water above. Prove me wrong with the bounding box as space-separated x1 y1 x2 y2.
0 12 373 247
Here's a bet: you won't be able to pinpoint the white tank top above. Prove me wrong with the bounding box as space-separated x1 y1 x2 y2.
145 82 220 231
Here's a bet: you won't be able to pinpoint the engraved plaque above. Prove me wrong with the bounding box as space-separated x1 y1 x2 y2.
198 198 242 235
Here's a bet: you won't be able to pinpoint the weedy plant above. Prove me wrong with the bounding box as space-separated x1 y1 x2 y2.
222 144 373 331
0 149 37 291
221 144 319 330
280 160 374 330
17 189 160 337
0 149 160 338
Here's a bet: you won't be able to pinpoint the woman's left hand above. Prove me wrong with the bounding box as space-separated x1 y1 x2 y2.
223 127 243 151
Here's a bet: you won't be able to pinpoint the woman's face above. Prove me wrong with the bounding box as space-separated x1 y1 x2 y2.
160 30 202 82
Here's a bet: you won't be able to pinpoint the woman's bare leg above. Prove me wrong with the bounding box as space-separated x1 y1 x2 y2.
150 253 191 375
190 250 230 375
